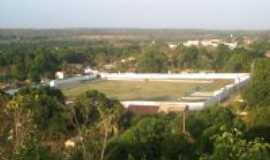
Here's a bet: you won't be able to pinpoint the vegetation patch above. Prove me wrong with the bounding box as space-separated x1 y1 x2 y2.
63 80 230 101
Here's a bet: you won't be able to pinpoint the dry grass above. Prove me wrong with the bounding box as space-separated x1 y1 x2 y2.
63 80 230 101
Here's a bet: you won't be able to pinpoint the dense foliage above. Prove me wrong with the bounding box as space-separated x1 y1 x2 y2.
0 86 269 159
0 36 269 84
243 59 270 107
0 31 270 159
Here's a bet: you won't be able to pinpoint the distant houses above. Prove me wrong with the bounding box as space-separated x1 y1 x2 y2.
183 40 200 47
182 39 238 49
168 42 180 49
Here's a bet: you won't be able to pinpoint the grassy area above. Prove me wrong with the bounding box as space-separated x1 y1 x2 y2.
63 80 231 101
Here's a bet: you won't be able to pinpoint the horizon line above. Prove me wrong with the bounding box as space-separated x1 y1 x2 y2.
0 27 269 32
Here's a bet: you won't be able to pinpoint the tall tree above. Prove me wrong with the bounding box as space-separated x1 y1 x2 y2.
137 49 168 73
243 59 270 107
201 129 270 160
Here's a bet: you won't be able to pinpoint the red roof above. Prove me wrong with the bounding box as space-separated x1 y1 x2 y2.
128 105 159 114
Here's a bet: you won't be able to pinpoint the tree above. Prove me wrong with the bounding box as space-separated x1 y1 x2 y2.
107 117 196 160
71 90 124 160
243 59 270 107
11 56 27 81
201 129 270 160
15 87 67 134
0 90 11 158
213 45 232 71
31 49 59 79
186 107 245 154
11 135 54 160
224 52 252 72
176 47 199 69
137 49 168 73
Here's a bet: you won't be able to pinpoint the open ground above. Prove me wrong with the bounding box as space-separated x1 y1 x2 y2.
63 80 231 101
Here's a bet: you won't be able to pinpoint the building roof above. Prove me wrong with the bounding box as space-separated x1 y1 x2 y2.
265 51 270 58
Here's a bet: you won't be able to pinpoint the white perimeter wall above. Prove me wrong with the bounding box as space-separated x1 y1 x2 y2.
100 73 250 81
49 72 250 111
112 73 250 111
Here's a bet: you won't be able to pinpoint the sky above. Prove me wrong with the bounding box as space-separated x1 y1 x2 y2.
1 0 270 30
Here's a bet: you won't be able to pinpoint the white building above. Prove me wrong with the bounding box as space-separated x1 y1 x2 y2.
183 40 200 47
84 67 99 75
201 39 221 48
223 42 238 50
55 71 64 80
168 42 179 50
183 39 237 50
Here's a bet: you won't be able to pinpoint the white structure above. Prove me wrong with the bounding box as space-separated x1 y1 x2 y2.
183 40 200 47
183 39 238 49
84 67 99 75
121 57 136 63
100 72 250 111
55 71 64 80
64 136 83 148
50 71 250 111
100 72 249 81
168 42 179 49
201 39 221 48
49 75 97 88
224 42 238 50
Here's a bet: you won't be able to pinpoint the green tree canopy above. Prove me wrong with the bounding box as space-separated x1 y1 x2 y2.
243 59 270 107
137 49 168 73
201 129 270 160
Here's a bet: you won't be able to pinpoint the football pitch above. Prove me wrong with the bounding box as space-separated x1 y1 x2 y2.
62 80 231 101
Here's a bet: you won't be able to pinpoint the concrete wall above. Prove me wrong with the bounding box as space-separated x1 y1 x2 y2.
50 75 97 88
49 72 250 111
100 73 250 81
119 73 250 111
204 75 250 106
121 101 205 111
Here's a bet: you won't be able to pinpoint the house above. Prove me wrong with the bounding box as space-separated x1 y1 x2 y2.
223 42 238 50
128 56 136 62
168 42 179 50
265 51 270 58
55 71 64 79
84 67 99 75
103 64 116 70
183 40 200 47
121 57 136 64
201 39 220 48
243 36 253 45
64 136 83 148
201 40 213 47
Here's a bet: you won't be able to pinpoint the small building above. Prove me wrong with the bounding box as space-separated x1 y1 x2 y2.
201 39 222 48
265 51 270 58
55 71 64 80
103 64 115 70
128 56 136 62
84 67 99 75
223 42 238 50
243 37 253 45
183 40 200 47
49 80 56 87
168 42 179 50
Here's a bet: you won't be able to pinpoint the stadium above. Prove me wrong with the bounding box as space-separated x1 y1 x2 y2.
50 72 250 113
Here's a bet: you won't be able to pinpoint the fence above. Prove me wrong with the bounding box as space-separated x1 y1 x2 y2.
117 73 250 111
48 72 250 111
49 75 97 88
100 72 250 81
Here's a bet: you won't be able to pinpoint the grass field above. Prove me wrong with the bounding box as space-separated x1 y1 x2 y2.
63 80 231 101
